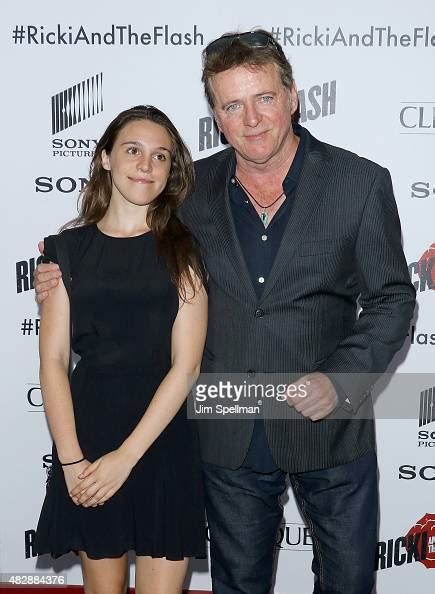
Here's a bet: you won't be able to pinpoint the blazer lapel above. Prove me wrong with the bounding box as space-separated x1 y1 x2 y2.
261 131 332 302
206 149 258 301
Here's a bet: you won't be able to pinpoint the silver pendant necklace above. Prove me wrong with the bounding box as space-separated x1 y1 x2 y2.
234 176 285 228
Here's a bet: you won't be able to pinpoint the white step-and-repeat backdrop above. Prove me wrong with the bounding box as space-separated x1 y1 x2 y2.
1 1 434 592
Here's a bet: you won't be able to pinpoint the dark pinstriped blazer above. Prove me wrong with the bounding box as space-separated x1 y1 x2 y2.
179 126 416 473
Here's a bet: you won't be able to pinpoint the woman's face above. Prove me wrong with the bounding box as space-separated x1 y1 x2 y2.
102 119 173 208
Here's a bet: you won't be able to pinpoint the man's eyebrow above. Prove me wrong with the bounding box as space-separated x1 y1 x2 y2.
255 90 276 96
220 90 277 108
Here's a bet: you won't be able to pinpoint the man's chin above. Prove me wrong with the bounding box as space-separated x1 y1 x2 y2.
236 149 275 166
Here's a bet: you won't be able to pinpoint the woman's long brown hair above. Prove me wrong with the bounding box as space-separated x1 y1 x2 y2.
67 105 204 300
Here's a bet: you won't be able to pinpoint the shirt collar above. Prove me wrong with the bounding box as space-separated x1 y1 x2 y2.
285 123 304 185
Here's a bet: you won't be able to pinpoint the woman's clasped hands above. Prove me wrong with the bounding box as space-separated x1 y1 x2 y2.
68 448 136 508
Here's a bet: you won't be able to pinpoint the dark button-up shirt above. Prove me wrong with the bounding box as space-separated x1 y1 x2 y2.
228 126 305 472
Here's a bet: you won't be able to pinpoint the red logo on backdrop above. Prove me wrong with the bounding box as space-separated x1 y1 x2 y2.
406 514 435 568
418 244 435 291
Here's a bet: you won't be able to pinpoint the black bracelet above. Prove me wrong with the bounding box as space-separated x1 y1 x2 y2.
60 457 85 467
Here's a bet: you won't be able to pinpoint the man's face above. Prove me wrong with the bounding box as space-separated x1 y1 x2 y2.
210 63 298 167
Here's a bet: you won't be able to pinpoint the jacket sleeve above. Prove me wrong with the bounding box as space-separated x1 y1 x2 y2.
318 167 416 412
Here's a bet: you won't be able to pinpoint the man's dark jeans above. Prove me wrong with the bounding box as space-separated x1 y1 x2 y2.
202 451 378 594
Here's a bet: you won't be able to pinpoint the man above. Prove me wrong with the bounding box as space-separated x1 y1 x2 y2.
35 30 415 594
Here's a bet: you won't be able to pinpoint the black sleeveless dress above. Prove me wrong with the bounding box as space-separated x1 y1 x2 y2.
35 224 205 560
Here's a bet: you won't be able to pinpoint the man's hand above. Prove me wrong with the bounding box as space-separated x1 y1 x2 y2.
70 449 136 507
34 240 61 303
287 372 338 421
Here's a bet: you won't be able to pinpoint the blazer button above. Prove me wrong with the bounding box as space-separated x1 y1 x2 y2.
247 369 256 378
254 308 264 318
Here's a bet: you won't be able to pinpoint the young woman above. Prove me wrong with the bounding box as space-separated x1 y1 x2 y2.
35 105 208 594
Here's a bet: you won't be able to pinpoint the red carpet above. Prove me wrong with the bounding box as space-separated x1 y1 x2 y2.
0 584 212 594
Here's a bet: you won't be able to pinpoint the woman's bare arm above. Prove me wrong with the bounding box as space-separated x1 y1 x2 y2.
39 280 83 463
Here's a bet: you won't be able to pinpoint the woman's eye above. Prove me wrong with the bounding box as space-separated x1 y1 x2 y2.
127 147 139 155
154 153 167 161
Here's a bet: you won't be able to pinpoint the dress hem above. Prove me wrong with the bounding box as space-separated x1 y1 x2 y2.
36 545 206 561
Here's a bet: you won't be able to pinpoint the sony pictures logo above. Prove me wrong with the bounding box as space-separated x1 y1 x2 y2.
417 385 435 448
400 101 435 134
419 386 435 428
50 72 102 158
52 72 103 134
